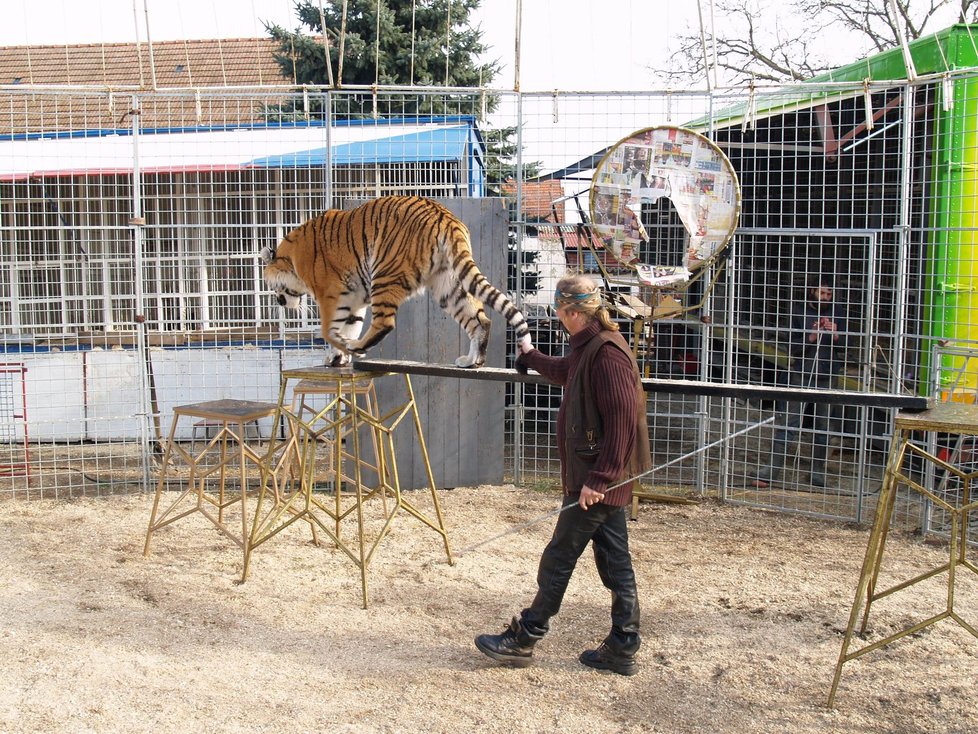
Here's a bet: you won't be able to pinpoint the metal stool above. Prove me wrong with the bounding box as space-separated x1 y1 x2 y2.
248 366 453 607
828 402 978 706
143 398 311 574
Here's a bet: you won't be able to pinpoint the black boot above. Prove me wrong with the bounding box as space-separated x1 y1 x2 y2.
475 617 543 667
579 641 637 676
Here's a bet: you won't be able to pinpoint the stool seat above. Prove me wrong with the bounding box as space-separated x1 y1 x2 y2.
175 398 278 423
292 379 374 395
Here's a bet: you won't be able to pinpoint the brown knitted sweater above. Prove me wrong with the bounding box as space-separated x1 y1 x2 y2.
516 320 649 506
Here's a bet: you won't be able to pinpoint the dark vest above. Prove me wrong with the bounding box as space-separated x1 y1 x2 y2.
563 330 651 505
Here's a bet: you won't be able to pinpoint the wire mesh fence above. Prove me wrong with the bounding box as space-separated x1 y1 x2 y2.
1 79 977 539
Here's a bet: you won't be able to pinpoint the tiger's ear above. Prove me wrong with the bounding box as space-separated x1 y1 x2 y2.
258 244 276 264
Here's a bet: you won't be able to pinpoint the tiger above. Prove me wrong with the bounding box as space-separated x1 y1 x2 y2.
262 195 533 368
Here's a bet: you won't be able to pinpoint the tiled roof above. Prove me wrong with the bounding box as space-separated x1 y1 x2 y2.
501 179 566 222
0 37 291 88
0 37 298 133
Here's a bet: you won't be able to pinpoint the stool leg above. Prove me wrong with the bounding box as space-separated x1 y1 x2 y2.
364 384 389 518
347 383 370 609
859 439 906 634
144 416 180 556
238 420 249 567
404 374 453 566
827 428 906 707
217 421 230 524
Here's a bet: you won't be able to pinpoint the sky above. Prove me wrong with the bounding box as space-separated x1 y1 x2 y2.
2 0 702 91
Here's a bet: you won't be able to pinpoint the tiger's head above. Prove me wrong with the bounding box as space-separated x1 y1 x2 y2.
260 242 309 310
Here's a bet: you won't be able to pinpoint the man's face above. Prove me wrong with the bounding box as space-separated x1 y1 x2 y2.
556 304 584 335
812 286 832 303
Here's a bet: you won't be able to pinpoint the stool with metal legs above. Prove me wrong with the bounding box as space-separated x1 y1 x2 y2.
828 402 978 706
144 399 283 569
247 366 454 608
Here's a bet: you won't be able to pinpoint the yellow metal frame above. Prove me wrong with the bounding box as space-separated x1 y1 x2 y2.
143 398 314 566
246 366 453 608
828 402 978 706
290 377 388 530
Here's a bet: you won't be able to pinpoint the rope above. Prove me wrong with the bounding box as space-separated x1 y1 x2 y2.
97 1 108 87
887 0 917 81
131 0 146 89
174 1 193 87
318 0 335 88
212 1 228 86
410 0 416 85
708 0 718 88
338 0 348 87
513 0 522 91
444 0 451 86
142 0 158 90
695 0 712 93
860 79 873 131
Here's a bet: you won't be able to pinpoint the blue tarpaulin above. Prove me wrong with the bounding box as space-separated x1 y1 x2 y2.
245 126 472 167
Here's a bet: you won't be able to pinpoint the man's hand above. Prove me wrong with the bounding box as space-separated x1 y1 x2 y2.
579 485 605 510
517 334 535 355
809 317 839 342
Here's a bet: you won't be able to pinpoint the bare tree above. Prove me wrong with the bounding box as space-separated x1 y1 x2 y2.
661 0 978 87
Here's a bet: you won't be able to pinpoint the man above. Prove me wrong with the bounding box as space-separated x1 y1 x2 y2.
754 274 846 488
474 274 651 676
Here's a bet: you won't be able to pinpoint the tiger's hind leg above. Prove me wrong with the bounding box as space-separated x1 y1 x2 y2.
435 278 490 368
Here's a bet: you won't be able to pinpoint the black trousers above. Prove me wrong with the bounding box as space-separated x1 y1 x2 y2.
521 496 641 654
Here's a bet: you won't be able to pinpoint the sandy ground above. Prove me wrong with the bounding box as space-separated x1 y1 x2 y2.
1 484 976 734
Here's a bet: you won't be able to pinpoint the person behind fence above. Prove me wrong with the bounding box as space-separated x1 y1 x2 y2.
474 273 651 676
753 274 847 488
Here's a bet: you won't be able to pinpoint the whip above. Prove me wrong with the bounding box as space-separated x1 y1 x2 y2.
456 415 775 557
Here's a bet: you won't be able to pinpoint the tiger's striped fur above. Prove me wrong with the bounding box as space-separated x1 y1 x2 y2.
262 196 532 368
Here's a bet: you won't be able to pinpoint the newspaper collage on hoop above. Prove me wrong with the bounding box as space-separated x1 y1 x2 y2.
589 125 741 288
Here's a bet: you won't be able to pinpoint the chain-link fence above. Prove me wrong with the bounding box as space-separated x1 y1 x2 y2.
2 79 977 537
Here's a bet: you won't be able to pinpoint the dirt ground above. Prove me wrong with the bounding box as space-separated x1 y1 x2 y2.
1 484 976 734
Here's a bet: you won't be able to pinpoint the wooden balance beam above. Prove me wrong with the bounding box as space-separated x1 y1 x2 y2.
353 359 929 412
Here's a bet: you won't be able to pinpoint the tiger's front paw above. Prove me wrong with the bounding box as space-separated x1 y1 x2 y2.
454 355 483 368
324 344 352 367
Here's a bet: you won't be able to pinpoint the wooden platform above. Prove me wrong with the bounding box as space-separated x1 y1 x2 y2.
353 358 930 411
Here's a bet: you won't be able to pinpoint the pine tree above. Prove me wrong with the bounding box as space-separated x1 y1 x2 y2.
266 0 498 90
264 0 539 189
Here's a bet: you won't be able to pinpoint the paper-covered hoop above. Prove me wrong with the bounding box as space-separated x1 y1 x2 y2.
589 125 742 288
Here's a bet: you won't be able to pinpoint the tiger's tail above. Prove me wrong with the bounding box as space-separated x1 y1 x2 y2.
447 228 532 350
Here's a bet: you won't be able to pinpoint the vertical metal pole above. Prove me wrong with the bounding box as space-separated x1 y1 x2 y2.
512 90 525 487
855 233 879 524
695 263 714 493
513 0 522 92
720 254 737 499
324 89 333 209
130 95 153 491
896 84 917 528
